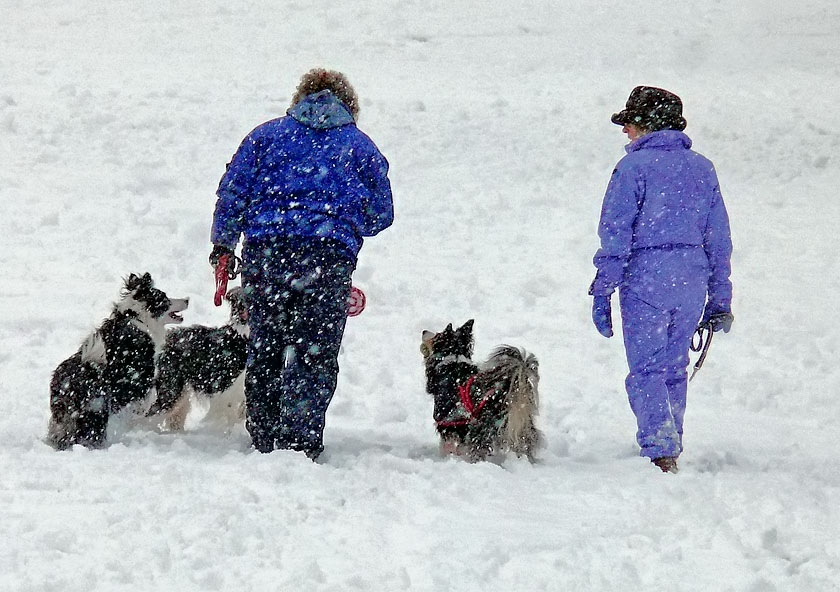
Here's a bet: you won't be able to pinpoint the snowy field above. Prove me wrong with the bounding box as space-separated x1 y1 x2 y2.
2 1 840 590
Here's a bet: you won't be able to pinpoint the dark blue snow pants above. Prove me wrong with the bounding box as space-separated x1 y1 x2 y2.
618 247 708 460
241 238 353 457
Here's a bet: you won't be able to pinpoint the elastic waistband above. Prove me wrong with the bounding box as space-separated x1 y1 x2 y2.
243 236 356 267
633 243 702 252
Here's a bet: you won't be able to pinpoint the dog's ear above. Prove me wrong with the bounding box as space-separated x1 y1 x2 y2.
456 319 474 354
125 273 141 291
456 320 474 341
140 272 153 288
445 323 454 333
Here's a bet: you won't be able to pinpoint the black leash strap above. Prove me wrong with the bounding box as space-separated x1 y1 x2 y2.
689 323 714 382
227 254 243 280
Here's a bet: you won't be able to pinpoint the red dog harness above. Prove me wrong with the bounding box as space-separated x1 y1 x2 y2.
436 376 494 427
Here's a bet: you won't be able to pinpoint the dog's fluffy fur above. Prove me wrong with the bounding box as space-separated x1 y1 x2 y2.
421 320 542 462
147 287 249 431
47 273 189 449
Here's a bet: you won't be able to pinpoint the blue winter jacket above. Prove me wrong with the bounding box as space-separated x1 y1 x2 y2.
591 130 732 311
211 90 394 260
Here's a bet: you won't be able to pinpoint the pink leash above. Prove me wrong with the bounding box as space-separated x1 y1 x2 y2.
214 254 231 307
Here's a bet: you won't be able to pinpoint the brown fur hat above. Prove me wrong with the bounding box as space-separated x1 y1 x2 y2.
290 68 359 120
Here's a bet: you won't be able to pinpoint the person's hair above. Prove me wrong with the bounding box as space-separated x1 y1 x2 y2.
290 68 359 119
628 123 650 135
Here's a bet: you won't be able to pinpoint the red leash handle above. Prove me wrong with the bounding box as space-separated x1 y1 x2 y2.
214 254 230 307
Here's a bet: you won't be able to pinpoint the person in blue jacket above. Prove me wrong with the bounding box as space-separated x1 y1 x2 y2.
210 69 394 459
589 86 733 473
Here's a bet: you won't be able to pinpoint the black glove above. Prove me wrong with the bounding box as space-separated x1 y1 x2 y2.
700 305 734 333
209 245 234 268
706 312 734 333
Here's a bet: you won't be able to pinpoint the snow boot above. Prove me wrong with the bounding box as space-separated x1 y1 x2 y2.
652 456 679 473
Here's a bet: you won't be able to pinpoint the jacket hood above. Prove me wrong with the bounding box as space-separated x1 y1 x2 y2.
287 90 355 130
626 129 692 154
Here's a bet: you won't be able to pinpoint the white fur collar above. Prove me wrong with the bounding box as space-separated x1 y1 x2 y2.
128 310 168 356
117 297 168 353
433 354 473 366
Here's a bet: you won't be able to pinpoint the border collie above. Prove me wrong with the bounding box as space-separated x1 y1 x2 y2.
147 287 249 431
421 320 542 462
47 273 188 449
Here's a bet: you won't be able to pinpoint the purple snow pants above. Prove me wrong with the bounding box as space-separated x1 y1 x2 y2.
618 247 709 459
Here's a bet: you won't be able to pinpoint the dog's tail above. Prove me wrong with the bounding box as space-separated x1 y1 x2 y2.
484 345 543 462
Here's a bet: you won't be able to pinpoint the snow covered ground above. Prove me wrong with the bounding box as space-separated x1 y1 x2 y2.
2 1 839 590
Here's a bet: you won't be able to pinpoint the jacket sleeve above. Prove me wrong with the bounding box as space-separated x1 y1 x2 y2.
210 132 259 250
703 174 733 313
356 138 394 237
590 161 643 296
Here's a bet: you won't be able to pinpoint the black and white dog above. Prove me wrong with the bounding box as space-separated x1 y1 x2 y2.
421 320 542 462
48 273 189 449
147 287 249 431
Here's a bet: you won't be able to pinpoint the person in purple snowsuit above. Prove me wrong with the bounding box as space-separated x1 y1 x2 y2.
210 69 393 459
589 86 733 473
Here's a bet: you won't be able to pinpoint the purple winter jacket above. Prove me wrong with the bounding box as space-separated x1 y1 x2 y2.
590 130 732 312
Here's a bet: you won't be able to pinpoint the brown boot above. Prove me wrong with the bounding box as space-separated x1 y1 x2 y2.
652 457 679 473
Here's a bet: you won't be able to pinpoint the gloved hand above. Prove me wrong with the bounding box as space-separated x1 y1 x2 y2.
209 244 234 269
592 295 614 338
701 304 734 333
